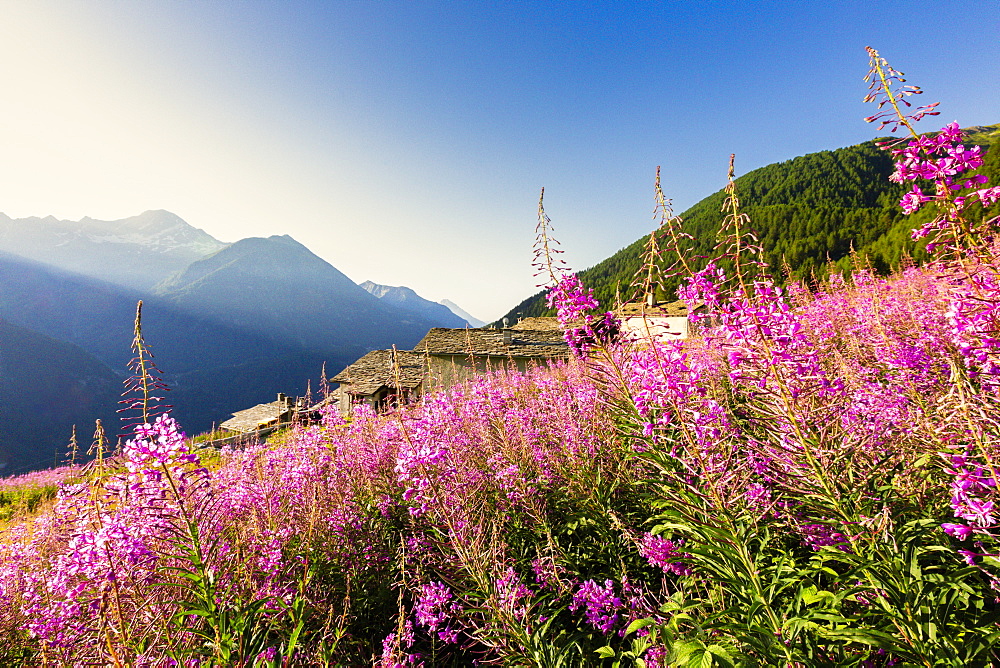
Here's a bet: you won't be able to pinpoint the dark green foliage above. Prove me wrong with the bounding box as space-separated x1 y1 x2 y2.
501 126 1000 322
623 430 1000 667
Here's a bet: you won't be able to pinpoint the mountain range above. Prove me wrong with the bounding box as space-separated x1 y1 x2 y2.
360 281 472 329
0 210 226 292
501 123 1000 322
0 213 478 474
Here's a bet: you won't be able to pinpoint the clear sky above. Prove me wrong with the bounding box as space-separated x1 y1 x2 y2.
0 1 997 321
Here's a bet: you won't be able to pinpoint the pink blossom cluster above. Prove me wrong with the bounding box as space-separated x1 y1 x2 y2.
546 273 618 356
628 341 720 442
122 413 199 483
414 581 460 643
639 533 691 577
890 123 985 194
644 645 669 668
882 122 1000 246
947 268 1000 391
569 579 623 634
379 619 421 668
798 522 850 552
943 450 997 540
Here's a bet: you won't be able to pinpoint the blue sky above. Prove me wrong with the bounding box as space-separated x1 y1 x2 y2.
0 1 997 320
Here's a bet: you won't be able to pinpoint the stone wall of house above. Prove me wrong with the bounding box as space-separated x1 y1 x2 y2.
338 384 424 417
621 315 689 342
425 354 543 389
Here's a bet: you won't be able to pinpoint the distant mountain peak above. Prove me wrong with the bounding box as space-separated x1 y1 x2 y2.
98 210 223 243
361 281 471 328
360 280 419 301
129 209 185 222
155 233 362 300
439 299 486 328
0 210 227 292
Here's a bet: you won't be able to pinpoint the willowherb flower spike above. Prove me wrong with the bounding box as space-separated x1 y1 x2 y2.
713 154 767 291
86 418 106 464
652 166 696 285
864 48 999 264
118 300 171 436
863 46 939 143
628 167 695 307
65 425 78 467
532 187 570 289
631 208 664 307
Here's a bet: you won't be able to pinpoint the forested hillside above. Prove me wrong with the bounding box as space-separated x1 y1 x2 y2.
503 125 1000 321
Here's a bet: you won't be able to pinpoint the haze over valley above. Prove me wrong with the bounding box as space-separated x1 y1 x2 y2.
0 211 481 473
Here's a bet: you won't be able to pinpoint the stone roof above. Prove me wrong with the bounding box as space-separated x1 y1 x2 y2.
308 390 340 413
220 401 287 433
512 317 561 331
330 349 426 396
414 327 569 359
617 299 695 318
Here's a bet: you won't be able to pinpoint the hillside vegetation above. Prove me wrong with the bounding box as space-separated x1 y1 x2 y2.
502 124 1000 322
4 239 1000 665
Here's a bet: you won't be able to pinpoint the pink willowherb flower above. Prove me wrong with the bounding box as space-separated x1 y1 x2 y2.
570 579 623 634
639 533 692 577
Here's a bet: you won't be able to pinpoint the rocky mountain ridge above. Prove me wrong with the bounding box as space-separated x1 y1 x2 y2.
0 210 227 291
360 281 469 328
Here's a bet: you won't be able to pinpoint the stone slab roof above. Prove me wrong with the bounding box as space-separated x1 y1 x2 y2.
511 316 561 331
330 349 426 396
414 328 569 359
220 401 285 433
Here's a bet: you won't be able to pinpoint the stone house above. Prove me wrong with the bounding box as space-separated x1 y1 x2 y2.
616 299 699 343
220 393 297 433
510 316 561 331
330 349 426 417
329 326 570 417
413 327 570 389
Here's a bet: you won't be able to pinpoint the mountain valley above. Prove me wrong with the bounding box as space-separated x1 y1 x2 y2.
0 215 477 473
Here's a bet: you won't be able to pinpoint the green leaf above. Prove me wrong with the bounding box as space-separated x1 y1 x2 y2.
675 639 707 661
595 646 616 659
684 648 714 668
798 585 820 604
625 617 655 635
706 644 736 668
815 627 899 650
